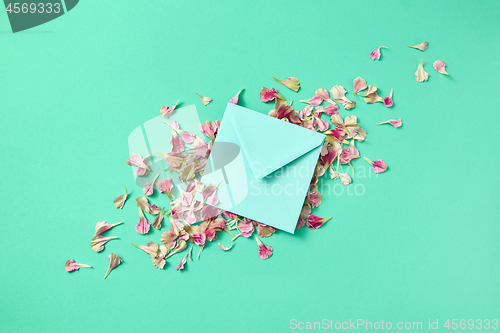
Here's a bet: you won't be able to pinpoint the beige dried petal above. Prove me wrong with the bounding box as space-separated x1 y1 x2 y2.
414 59 429 82
91 235 118 252
151 256 166 269
195 93 212 106
407 41 428 51
104 253 122 279
136 196 150 212
113 186 128 209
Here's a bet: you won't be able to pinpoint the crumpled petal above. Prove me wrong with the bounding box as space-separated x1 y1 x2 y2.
407 41 428 51
143 173 160 196
377 118 402 128
353 77 367 96
238 219 255 237
104 253 122 279
433 60 449 75
113 186 128 209
369 46 387 60
255 236 273 259
95 221 123 236
273 76 300 92
229 89 244 104
195 92 212 105
160 100 179 118
415 59 429 82
65 259 91 272
91 235 118 253
364 157 388 173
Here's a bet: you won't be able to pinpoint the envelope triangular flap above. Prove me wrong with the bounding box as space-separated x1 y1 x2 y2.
226 103 325 179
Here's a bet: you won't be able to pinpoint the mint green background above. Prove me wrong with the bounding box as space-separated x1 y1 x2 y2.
1 1 499 332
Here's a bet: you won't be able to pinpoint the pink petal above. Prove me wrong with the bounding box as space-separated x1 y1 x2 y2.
200 120 221 141
433 60 449 75
353 77 367 95
383 96 393 107
369 46 387 60
126 154 151 176
315 117 329 132
143 173 160 196
306 214 331 229
160 100 179 118
135 210 151 234
156 178 174 199
372 159 388 173
176 253 188 271
299 95 322 107
238 219 255 237
218 243 233 251
314 88 333 102
65 259 91 272
323 104 339 115
255 237 273 260
229 88 244 104
192 232 206 246
260 87 280 102
389 119 402 127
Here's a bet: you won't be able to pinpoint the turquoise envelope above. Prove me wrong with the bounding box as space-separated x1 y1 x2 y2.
199 103 325 233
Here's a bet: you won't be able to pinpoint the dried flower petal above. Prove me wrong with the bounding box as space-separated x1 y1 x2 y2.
229 89 244 104
306 215 331 229
377 118 402 128
136 196 150 213
135 209 151 234
131 242 160 257
156 178 174 200
260 87 284 103
238 219 255 237
200 120 221 140
273 76 300 92
143 173 160 196
95 221 123 236
153 208 165 229
341 99 356 110
192 232 206 246
160 100 179 118
369 46 387 60
414 59 429 82
177 253 188 271
383 88 394 107
299 95 322 107
407 41 427 51
314 88 334 104
255 236 273 260
353 77 367 96
364 91 384 104
104 253 122 279
126 154 151 176
195 92 212 105
218 243 233 251
65 259 91 272
433 60 449 75
152 256 166 269
330 85 347 100
113 186 128 209
91 235 118 252
364 157 388 173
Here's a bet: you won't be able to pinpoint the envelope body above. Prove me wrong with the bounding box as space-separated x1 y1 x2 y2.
200 103 325 233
